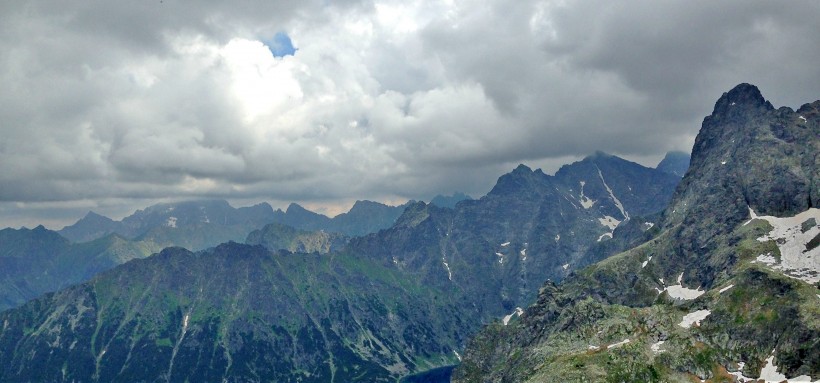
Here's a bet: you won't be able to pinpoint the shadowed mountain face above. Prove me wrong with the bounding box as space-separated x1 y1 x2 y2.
453 84 820 382
348 153 680 317
656 151 691 177
0 226 151 311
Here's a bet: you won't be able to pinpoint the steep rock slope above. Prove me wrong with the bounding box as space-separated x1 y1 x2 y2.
0 243 470 382
453 84 819 382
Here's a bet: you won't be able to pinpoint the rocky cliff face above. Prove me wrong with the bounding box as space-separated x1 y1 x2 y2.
453 84 820 382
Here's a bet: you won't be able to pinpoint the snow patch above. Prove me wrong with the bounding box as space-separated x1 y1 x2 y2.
650 340 665 354
679 310 711 328
578 181 595 209
596 166 629 220
599 216 620 230
739 353 817 382
642 256 652 268
442 260 452 281
718 284 734 294
502 307 524 326
660 272 705 300
752 208 820 284
165 216 177 228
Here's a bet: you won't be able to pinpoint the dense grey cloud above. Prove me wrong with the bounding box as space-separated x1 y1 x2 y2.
1 0 819 228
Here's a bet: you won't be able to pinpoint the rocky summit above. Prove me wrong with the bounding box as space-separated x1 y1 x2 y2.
453 84 819 382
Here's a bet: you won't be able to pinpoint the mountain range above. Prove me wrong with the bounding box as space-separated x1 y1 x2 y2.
58 199 413 248
0 149 684 381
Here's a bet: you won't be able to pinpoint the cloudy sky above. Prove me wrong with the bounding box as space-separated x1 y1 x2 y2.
1 0 819 228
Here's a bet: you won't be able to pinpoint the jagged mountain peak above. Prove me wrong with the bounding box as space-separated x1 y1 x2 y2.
285 202 313 214
713 82 773 113
668 83 817 228
393 201 432 228
82 211 111 220
512 163 533 173
348 199 387 211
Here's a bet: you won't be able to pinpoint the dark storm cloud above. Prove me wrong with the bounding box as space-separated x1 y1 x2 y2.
1 0 818 228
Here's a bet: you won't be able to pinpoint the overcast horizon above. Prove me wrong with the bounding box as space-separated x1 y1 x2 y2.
2 1 819 229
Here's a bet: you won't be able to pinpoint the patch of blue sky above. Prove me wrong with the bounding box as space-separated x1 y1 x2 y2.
264 32 296 58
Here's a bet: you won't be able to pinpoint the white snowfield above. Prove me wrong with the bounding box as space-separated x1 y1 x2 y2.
678 309 711 328
596 166 629 220
749 207 820 284
578 181 595 209
657 272 705 300
599 216 620 231
502 307 524 326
